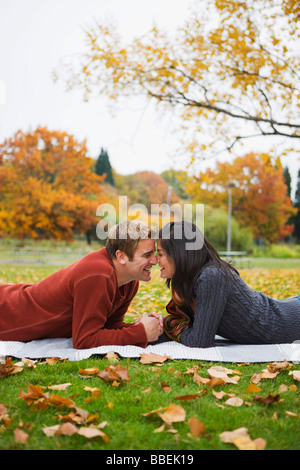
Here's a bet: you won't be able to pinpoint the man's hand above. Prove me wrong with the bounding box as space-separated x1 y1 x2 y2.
138 313 163 342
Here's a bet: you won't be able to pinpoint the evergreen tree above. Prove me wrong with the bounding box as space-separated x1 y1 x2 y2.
95 148 115 186
292 169 300 243
283 166 292 198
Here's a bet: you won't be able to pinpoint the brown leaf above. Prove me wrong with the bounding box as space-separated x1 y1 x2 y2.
267 360 290 373
45 357 68 365
193 373 210 385
0 357 23 377
212 390 235 400
19 384 49 405
289 370 300 382
47 394 75 408
219 427 266 450
14 428 29 444
55 422 78 436
254 393 281 406
187 417 205 438
77 426 110 442
206 377 226 388
224 396 244 407
158 404 186 424
0 403 9 419
79 365 100 376
97 361 130 383
245 383 261 393
207 366 240 384
105 351 120 363
174 391 207 401
142 403 186 424
140 352 170 364
47 383 72 391
160 382 171 393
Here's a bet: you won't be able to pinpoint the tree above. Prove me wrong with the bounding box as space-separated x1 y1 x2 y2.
55 0 300 164
161 169 189 200
95 147 115 186
185 153 296 243
0 128 106 241
135 171 180 209
283 166 292 198
291 169 300 242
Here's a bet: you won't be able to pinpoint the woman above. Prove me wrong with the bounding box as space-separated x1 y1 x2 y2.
156 221 300 348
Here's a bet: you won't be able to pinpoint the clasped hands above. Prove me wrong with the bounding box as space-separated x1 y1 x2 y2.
134 312 163 342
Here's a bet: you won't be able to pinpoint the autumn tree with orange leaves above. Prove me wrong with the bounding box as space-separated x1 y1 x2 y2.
55 0 300 165
186 153 296 243
0 128 106 240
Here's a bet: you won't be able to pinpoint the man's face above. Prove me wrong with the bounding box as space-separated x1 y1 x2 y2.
128 238 157 281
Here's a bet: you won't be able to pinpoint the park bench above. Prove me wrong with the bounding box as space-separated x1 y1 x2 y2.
10 247 48 264
218 251 253 269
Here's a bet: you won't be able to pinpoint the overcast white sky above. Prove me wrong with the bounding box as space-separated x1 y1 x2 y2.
0 0 299 191
0 0 192 175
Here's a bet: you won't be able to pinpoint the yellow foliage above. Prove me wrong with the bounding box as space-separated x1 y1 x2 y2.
0 128 106 240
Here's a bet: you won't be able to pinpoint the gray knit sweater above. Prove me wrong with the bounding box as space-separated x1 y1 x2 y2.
179 266 300 348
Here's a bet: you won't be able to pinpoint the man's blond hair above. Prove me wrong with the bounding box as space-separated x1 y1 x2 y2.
106 221 154 260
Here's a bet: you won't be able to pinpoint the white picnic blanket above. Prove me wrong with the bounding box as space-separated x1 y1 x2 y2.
1 337 299 363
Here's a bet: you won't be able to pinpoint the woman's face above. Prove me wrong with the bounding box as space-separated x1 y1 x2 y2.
157 240 175 279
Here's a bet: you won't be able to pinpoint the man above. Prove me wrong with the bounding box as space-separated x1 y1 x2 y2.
0 221 162 349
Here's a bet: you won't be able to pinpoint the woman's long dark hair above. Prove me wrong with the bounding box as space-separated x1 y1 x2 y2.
158 221 239 305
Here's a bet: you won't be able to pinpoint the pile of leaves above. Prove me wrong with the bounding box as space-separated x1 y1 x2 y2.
0 352 299 450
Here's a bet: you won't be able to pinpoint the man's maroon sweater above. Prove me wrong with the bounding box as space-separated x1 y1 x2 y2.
0 247 147 349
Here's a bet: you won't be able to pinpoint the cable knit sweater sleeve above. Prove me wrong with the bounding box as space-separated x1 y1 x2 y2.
180 267 230 348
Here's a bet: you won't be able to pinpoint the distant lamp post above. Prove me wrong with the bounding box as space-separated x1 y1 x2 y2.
227 184 235 254
167 185 173 208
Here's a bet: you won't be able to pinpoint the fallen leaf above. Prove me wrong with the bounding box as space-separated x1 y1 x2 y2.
206 377 227 388
105 351 120 363
19 384 48 405
254 393 281 406
289 370 300 382
0 403 9 419
142 404 186 425
43 424 61 437
187 417 205 438
224 396 244 407
207 366 240 384
47 383 72 391
55 422 78 436
158 404 186 424
267 360 290 373
160 382 171 393
245 384 261 393
174 391 207 401
219 427 266 450
153 423 166 433
212 390 235 400
250 369 279 384
98 362 130 383
285 411 299 417
140 353 170 364
45 357 67 366
14 428 29 444
77 426 110 442
0 357 23 377
43 423 110 442
79 365 100 376
193 373 210 385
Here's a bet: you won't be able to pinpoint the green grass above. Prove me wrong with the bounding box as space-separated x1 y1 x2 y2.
0 263 299 450
0 356 299 450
